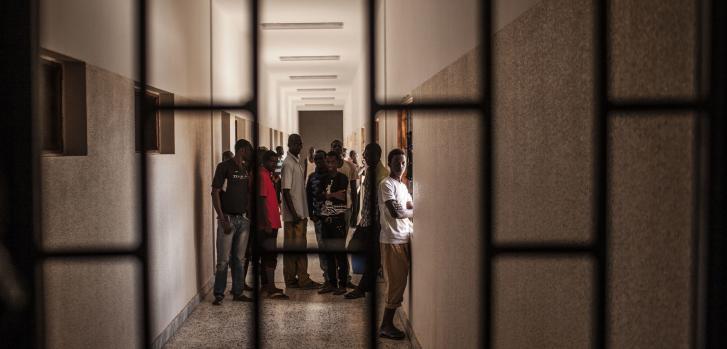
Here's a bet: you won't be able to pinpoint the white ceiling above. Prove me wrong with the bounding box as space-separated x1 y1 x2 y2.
260 0 364 109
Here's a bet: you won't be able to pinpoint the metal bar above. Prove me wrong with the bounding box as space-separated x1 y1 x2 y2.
481 0 493 349
0 0 41 346
492 243 594 256
375 102 482 111
366 0 378 347
705 0 727 346
261 248 367 254
608 100 707 113
156 102 253 111
40 248 142 259
136 0 153 347
250 0 262 347
594 0 609 348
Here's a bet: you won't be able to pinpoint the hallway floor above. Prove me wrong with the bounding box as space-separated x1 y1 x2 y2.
163 222 414 349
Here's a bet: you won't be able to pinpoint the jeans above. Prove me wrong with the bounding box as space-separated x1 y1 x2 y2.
313 218 329 283
283 219 312 285
213 214 250 297
322 214 349 288
357 224 381 292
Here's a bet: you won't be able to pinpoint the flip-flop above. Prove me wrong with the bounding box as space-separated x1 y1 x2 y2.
267 291 289 300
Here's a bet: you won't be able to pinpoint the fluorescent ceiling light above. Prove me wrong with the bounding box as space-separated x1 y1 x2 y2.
280 55 341 61
261 22 343 30
305 103 336 107
297 88 336 92
301 97 335 100
290 75 338 80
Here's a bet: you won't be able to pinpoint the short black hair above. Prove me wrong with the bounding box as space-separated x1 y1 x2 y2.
387 148 406 165
314 149 327 159
262 150 278 163
234 139 252 152
326 150 339 159
365 143 382 160
331 139 342 146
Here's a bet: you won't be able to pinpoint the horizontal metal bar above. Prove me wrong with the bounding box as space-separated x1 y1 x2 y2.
492 242 595 256
38 247 142 260
156 102 253 111
608 99 707 112
260 247 367 254
375 102 483 111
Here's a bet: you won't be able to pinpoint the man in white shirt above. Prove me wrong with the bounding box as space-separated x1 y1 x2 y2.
281 134 321 289
378 148 413 340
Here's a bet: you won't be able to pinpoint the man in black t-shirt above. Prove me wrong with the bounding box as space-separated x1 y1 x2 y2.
211 139 253 305
317 151 350 295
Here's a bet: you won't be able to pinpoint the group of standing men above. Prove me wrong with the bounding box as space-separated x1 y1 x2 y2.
210 133 414 340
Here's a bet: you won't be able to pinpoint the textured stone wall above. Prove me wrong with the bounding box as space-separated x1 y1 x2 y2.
41 64 215 348
408 0 696 347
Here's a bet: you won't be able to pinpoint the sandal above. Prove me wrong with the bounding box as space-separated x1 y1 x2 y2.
267 291 290 300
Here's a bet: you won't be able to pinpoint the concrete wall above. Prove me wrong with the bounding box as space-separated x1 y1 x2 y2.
395 0 697 347
298 111 344 154
39 0 219 347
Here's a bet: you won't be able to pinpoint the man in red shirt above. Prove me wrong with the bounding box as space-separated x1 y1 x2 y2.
257 150 288 299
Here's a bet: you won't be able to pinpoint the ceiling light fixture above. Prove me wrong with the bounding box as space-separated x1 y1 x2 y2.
280 55 340 61
261 22 343 30
301 97 335 100
297 88 336 92
290 75 338 80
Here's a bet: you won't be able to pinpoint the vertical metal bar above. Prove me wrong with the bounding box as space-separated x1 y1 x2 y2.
594 0 609 348
705 0 727 346
250 0 261 347
480 0 493 347
0 0 41 347
136 0 153 347
366 1 378 347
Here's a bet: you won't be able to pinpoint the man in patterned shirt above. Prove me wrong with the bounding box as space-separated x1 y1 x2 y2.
316 151 350 295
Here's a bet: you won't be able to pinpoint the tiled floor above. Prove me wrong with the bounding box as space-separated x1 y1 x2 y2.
163 222 413 349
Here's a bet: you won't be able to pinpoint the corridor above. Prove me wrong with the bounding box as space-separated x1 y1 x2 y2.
163 225 413 349
0 0 719 348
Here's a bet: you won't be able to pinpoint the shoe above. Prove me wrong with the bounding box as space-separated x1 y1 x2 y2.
344 288 365 299
232 294 253 302
299 280 322 290
286 281 300 289
332 287 347 295
379 326 406 340
212 295 224 305
346 281 357 289
318 284 336 294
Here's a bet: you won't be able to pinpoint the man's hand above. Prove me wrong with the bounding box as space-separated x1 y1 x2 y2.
406 201 413 210
326 190 346 201
310 215 319 223
219 216 232 234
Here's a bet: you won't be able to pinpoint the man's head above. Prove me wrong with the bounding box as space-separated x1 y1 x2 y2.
349 150 357 162
262 150 278 172
387 148 406 178
308 146 315 158
363 143 382 167
234 139 253 161
330 139 343 155
222 150 234 161
288 134 303 156
276 146 285 157
313 150 326 171
325 151 339 173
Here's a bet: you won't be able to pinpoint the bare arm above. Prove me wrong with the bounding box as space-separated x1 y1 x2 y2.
385 199 414 219
257 196 271 231
282 189 301 221
211 188 225 219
